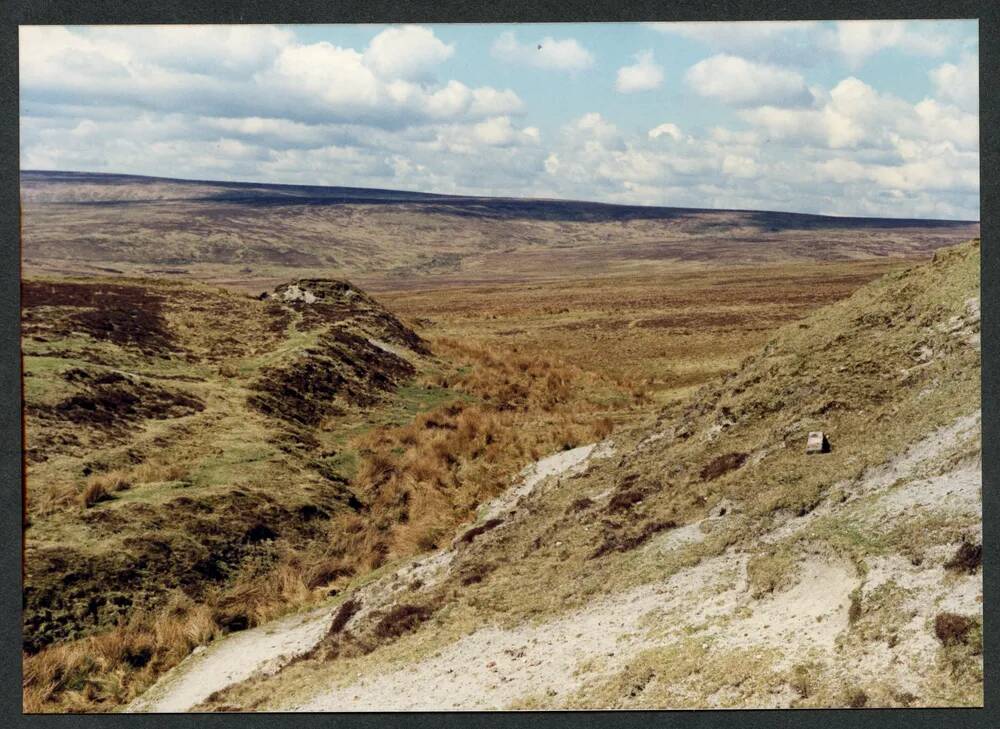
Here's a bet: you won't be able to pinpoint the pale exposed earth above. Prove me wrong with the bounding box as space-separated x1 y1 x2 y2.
128 412 981 712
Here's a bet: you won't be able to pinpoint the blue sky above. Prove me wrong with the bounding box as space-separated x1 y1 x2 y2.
20 21 979 219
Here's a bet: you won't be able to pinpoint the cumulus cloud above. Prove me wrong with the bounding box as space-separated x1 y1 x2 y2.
737 77 977 153
930 53 978 112
615 51 664 93
721 154 758 179
648 123 682 141
21 25 519 128
362 25 454 80
827 20 952 68
491 31 594 72
471 116 539 147
88 25 295 75
685 54 813 107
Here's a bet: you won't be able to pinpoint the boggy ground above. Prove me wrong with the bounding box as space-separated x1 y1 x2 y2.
175 240 981 711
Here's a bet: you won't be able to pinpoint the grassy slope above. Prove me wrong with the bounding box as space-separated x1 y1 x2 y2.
412 239 981 620
202 239 981 710
21 275 629 711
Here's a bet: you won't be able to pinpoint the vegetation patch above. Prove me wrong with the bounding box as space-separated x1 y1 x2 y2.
943 541 981 575
29 368 204 445
746 548 798 598
459 561 496 586
590 519 677 559
22 280 177 355
458 518 504 545
248 328 416 427
554 639 785 709
934 612 979 648
373 604 437 640
700 452 748 481
934 613 983 688
327 598 361 637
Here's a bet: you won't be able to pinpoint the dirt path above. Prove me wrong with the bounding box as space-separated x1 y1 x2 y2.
126 605 333 713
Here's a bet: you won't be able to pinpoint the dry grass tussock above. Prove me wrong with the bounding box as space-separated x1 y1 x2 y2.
324 338 619 571
23 545 339 713
32 461 190 519
23 593 218 713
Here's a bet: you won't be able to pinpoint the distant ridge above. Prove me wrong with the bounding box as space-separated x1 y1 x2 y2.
20 170 978 227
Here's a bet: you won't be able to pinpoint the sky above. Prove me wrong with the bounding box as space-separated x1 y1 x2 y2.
19 21 979 220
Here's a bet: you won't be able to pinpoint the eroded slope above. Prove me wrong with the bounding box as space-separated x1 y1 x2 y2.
189 239 982 710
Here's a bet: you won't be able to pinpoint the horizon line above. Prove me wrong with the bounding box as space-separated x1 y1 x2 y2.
19 168 982 225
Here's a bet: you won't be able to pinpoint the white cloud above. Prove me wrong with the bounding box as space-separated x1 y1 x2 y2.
20 26 522 128
930 53 978 112
615 51 664 93
90 25 295 75
362 25 454 80
737 76 977 155
908 99 978 150
816 151 976 195
199 116 333 147
491 31 593 72
17 24 980 220
469 87 525 117
828 21 952 68
266 42 380 111
648 122 682 141
722 154 758 178
568 112 621 148
471 116 539 147
685 54 812 107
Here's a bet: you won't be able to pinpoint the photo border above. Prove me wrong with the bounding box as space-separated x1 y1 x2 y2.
1 1 995 727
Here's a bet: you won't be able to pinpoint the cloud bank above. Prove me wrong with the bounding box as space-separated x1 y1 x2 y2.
19 22 979 220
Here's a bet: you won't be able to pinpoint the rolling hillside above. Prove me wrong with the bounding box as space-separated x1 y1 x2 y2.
138 239 983 711
20 171 979 290
19 170 982 712
21 272 628 711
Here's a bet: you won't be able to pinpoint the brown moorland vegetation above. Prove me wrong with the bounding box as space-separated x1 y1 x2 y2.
21 274 628 711
192 240 981 712
20 172 980 712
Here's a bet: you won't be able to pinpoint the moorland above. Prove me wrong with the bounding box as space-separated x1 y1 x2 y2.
19 171 981 711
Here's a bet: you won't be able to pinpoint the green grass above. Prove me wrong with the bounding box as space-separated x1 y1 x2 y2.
188 442 278 489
